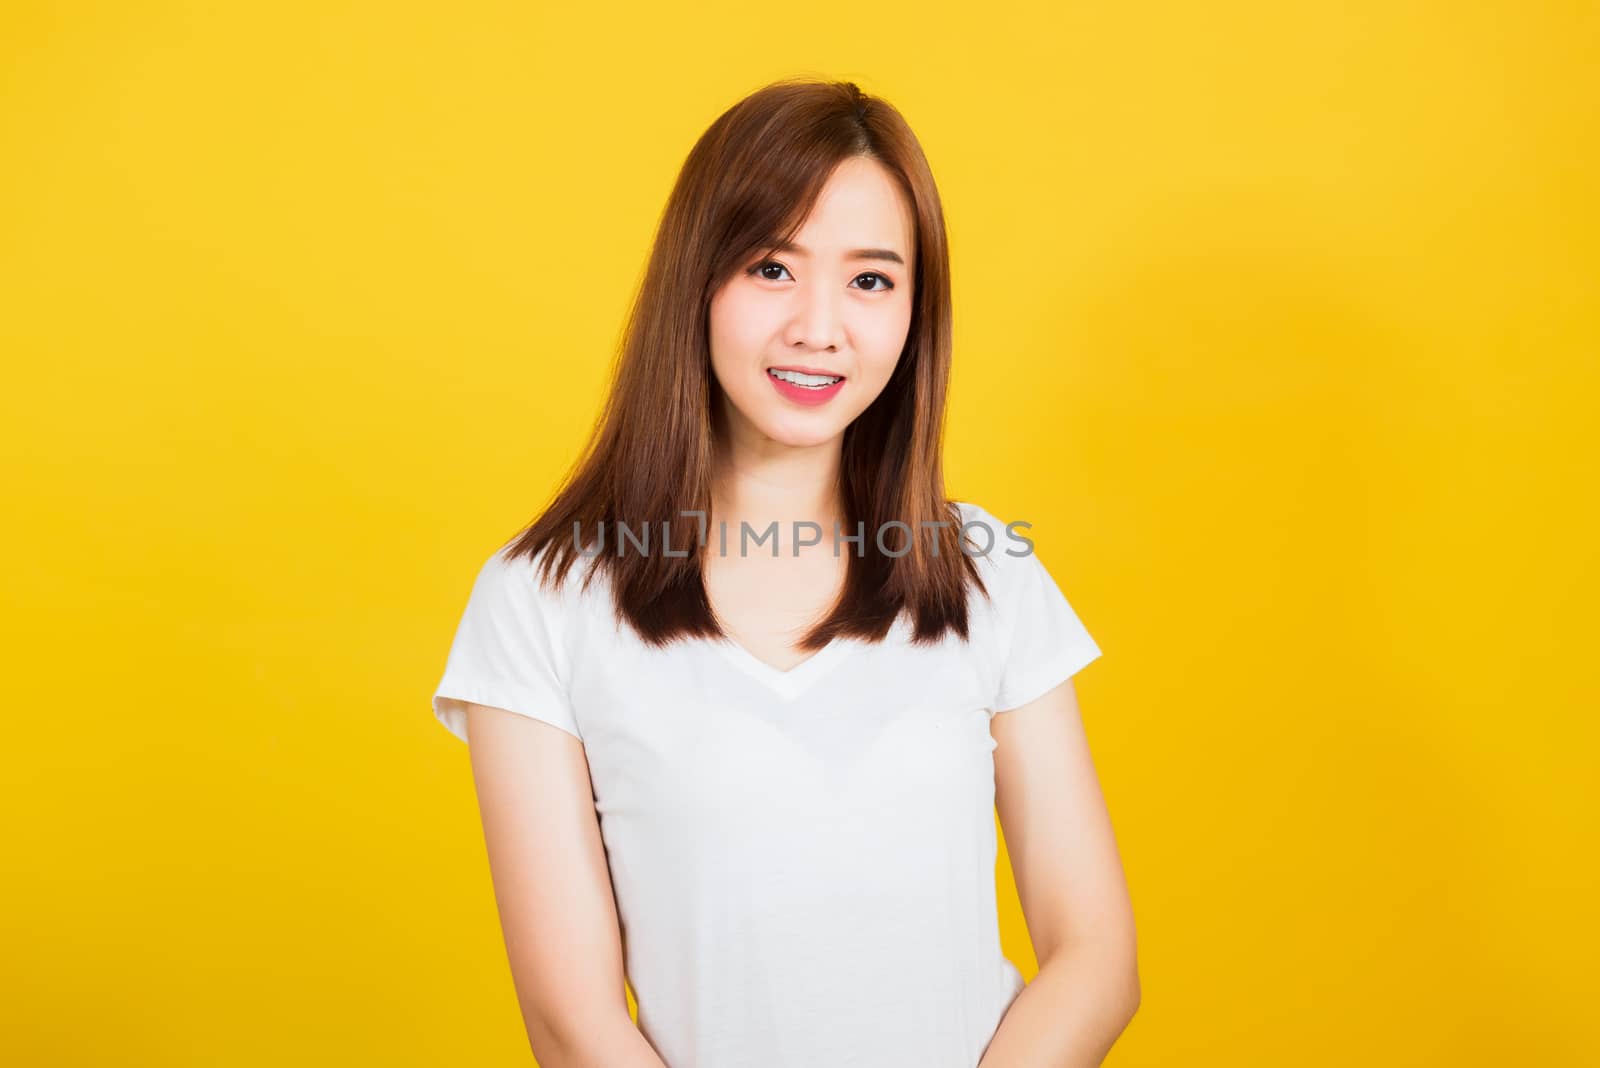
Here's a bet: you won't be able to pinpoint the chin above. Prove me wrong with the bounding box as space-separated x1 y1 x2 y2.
759 413 845 449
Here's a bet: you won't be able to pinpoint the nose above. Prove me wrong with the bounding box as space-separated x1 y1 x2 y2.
784 278 845 352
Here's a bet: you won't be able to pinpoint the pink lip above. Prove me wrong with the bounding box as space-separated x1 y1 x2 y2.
767 367 846 407
768 364 846 378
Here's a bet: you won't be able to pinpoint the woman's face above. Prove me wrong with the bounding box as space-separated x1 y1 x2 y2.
708 155 916 451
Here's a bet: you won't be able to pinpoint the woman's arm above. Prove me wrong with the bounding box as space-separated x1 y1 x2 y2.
979 679 1141 1067
463 701 667 1068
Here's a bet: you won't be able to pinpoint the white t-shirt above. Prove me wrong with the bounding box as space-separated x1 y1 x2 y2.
431 500 1103 1068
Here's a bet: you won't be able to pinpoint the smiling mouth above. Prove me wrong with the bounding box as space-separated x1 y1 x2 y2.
767 368 845 389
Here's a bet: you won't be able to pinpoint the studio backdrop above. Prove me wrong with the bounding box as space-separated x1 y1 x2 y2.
2 3 1595 1065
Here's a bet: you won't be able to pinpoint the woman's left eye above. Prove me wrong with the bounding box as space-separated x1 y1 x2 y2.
749 260 895 292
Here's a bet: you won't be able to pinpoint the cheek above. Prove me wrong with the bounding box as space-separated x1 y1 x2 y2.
709 290 768 363
854 305 912 382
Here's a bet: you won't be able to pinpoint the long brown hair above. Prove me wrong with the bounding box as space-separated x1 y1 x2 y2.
504 76 990 651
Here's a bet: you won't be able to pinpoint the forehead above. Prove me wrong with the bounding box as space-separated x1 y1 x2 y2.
789 157 916 262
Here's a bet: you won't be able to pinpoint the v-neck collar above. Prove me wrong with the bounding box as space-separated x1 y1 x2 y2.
711 633 858 702
710 613 912 701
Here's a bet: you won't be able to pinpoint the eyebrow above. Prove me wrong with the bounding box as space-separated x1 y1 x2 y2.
766 238 906 267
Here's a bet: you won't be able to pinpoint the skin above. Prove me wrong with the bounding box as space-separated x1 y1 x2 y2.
458 154 1138 1066
979 691 1142 1066
704 153 916 670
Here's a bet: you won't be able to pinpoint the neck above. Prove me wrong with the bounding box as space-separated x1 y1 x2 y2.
709 431 845 551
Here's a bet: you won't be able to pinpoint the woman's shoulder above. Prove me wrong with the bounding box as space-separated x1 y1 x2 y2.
947 499 1026 563
946 498 1066 624
472 537 611 614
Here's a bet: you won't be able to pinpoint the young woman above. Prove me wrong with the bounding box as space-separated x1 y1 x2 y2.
431 79 1139 1068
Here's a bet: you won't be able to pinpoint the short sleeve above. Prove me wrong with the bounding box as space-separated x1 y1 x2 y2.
956 501 1103 714
991 545 1102 712
430 547 583 744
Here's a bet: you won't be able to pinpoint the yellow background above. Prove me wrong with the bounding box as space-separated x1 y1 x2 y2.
3 2 1595 1064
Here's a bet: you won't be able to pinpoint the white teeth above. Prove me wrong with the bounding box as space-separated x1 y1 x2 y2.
769 368 843 388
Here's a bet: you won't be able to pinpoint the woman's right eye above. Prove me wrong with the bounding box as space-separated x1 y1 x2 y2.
751 260 792 282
